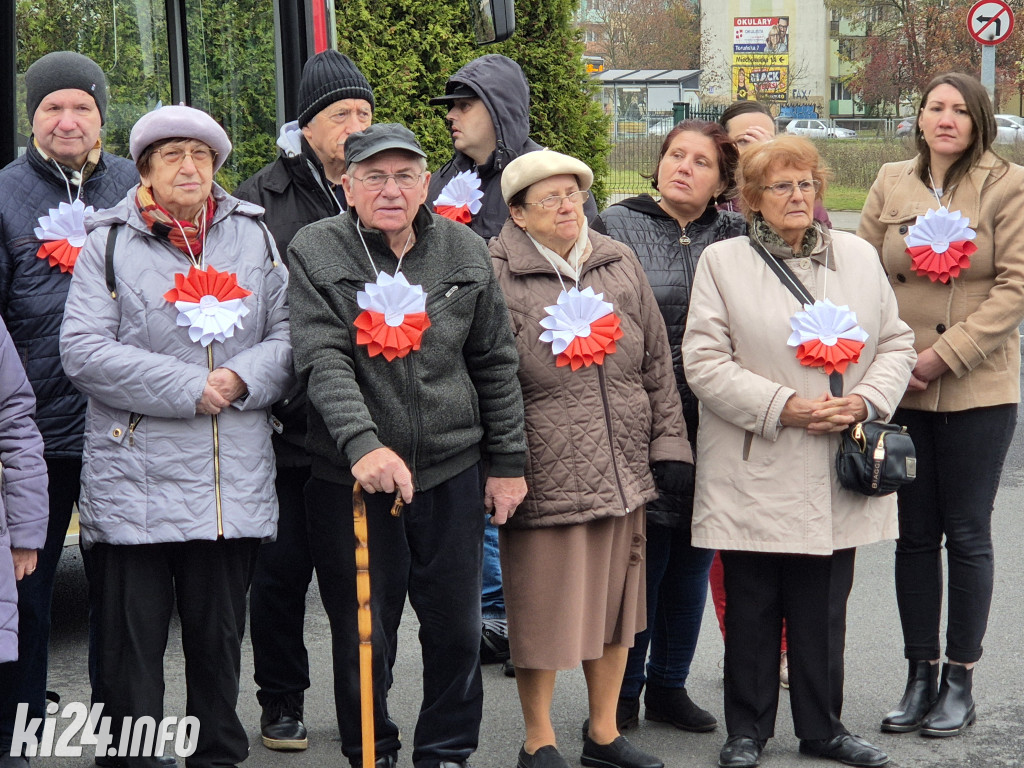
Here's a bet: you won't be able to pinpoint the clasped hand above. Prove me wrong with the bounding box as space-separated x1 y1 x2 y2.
197 368 248 415
781 392 867 434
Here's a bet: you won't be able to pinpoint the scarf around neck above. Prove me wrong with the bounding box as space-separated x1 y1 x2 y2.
136 185 216 259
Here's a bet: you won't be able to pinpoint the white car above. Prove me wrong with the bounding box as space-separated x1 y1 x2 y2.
785 119 857 139
995 115 1024 144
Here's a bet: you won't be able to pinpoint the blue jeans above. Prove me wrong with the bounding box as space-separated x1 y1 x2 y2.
481 523 504 619
622 520 714 698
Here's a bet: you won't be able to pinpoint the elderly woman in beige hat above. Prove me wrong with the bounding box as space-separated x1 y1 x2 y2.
489 149 692 768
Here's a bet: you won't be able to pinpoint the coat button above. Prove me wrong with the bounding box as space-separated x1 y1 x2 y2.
898 225 908 234
798 259 810 269
896 273 907 282
936 323 946 333
889 209 898 216
112 428 123 437
632 534 643 545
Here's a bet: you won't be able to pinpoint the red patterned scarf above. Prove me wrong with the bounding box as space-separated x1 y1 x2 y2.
136 185 216 258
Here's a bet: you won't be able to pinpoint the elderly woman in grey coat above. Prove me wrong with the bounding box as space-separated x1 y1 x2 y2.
60 105 291 767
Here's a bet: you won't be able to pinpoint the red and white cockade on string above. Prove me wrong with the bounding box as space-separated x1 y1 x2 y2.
354 272 431 361
787 298 869 375
539 286 624 371
433 169 484 224
164 266 253 347
904 206 977 283
34 199 95 274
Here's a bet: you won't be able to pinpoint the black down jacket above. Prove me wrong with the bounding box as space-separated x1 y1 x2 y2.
0 141 138 458
427 54 597 240
594 195 745 525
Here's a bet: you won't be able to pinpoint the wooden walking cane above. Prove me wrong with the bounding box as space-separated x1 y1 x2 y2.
352 481 404 768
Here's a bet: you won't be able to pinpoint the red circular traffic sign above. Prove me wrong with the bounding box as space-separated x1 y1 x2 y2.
968 0 1015 45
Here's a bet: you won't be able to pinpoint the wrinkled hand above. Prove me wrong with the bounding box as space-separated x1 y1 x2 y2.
652 461 695 498
907 347 949 392
12 548 38 581
734 123 775 149
782 392 867 434
207 368 248 402
484 476 527 525
352 447 414 503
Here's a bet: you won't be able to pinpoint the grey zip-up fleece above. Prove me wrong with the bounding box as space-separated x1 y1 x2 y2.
287 205 526 490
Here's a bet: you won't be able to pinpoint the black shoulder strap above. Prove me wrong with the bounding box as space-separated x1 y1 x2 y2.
104 226 119 299
256 218 279 266
749 237 843 396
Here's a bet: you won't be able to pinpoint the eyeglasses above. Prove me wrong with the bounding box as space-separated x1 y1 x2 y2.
156 145 217 167
523 190 590 210
761 179 820 197
352 172 423 191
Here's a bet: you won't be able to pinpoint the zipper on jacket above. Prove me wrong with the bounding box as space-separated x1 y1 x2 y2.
207 346 224 537
405 355 421 488
127 413 144 447
597 365 630 513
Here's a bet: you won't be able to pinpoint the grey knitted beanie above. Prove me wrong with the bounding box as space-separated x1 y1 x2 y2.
26 51 108 123
297 50 375 126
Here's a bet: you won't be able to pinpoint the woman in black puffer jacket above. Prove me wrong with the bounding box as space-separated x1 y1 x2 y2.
592 120 745 731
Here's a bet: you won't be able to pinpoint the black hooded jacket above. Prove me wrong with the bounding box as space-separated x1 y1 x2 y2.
427 55 597 240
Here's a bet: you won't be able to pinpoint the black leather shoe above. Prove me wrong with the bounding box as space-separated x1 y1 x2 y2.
920 663 976 737
798 733 889 767
581 696 640 738
503 658 517 677
644 684 717 732
581 735 663 768
260 696 308 751
517 745 570 768
881 660 939 733
374 755 397 768
437 762 471 768
481 618 510 664
95 756 176 766
717 736 763 768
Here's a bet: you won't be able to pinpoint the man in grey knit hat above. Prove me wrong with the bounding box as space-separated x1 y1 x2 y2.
234 49 375 753
0 50 138 768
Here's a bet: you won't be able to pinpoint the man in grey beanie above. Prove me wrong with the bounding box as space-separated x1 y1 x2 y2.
0 50 138 767
233 49 374 753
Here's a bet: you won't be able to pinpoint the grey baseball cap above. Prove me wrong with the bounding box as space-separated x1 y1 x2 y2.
343 123 427 165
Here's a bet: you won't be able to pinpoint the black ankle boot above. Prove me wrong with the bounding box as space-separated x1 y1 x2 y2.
881 660 939 733
921 663 976 737
644 683 718 732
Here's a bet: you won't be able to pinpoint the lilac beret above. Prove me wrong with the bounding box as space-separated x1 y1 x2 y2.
129 105 232 172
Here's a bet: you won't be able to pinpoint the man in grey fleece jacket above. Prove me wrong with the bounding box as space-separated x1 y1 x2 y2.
287 123 527 768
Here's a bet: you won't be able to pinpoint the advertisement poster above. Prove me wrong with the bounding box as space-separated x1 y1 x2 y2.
733 16 789 102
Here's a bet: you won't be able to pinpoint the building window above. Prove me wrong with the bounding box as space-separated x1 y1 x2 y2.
831 79 853 101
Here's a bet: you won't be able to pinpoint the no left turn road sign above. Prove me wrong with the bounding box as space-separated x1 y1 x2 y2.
968 0 1015 45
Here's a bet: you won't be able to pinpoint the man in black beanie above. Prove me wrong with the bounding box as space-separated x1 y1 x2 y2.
0 50 138 767
233 49 374 754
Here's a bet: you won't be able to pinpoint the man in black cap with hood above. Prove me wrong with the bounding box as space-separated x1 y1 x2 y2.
427 54 597 678
234 49 374 752
0 50 138 768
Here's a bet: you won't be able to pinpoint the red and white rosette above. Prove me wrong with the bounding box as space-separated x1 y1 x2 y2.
539 286 624 371
354 272 431 361
433 169 484 224
787 298 869 375
163 266 253 347
34 199 95 274
904 206 977 283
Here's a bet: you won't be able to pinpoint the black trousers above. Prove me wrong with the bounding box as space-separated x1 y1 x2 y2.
249 465 315 706
721 548 856 742
90 538 259 768
894 405 1015 663
306 464 484 768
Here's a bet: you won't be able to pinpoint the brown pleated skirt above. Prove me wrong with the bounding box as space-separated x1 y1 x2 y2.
499 508 647 670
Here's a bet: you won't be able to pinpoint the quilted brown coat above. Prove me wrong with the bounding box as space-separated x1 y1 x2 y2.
490 219 692 530
858 152 1024 412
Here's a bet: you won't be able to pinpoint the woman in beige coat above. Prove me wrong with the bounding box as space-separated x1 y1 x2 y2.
490 150 692 768
683 136 915 768
858 72 1024 739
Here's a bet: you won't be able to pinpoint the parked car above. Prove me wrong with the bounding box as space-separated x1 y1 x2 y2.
896 117 916 137
994 115 1024 144
785 119 857 139
648 117 677 136
997 113 1024 129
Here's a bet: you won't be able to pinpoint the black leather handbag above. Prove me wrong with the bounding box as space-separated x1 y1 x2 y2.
750 238 916 497
835 420 916 496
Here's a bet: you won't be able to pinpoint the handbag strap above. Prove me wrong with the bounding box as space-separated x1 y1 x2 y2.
750 237 843 397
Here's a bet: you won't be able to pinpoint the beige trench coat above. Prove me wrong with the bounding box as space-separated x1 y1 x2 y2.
682 229 916 555
858 153 1024 412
